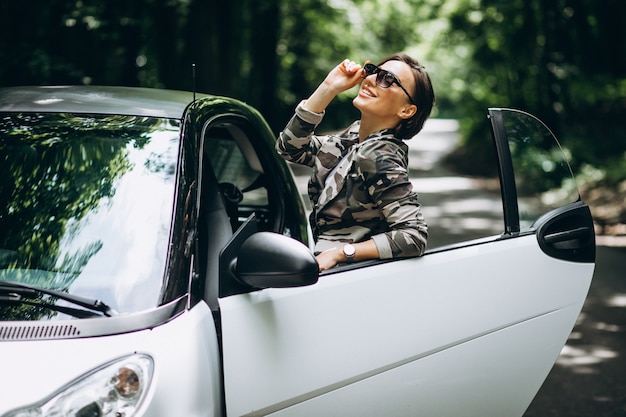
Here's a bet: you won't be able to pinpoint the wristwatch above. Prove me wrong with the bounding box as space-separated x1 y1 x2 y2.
342 244 356 262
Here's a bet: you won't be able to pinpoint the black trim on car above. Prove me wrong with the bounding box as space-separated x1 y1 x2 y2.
0 295 188 341
535 201 596 263
488 109 521 235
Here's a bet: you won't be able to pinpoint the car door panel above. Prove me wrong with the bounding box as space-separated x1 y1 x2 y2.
219 234 593 416
219 107 595 416
267 303 585 417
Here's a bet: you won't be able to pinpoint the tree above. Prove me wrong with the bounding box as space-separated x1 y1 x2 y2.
433 0 626 182
1 0 622 188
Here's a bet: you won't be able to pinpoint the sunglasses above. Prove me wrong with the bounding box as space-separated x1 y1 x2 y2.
361 63 415 105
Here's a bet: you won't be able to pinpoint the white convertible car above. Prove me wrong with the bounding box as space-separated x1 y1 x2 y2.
0 86 595 417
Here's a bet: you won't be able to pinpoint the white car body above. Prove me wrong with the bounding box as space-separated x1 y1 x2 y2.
220 237 593 416
0 87 595 417
1 303 222 417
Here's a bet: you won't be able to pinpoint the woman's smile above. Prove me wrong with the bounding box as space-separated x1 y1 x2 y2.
359 86 377 98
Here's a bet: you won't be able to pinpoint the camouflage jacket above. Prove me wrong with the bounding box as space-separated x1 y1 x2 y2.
276 102 428 258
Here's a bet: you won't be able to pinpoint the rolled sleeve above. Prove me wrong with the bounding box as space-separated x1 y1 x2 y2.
276 101 326 166
372 233 393 259
295 100 325 125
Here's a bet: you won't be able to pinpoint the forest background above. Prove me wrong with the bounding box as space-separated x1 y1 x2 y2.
1 0 624 230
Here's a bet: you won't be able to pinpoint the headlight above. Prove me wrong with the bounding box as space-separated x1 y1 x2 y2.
4 354 154 417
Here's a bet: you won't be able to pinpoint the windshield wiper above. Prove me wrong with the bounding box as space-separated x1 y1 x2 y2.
0 294 103 318
0 281 118 317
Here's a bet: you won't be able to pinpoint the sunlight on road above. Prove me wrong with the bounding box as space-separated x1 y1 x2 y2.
420 194 503 236
607 294 626 307
557 344 618 372
410 176 476 192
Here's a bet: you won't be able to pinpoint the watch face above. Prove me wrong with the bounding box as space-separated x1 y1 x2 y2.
343 244 356 257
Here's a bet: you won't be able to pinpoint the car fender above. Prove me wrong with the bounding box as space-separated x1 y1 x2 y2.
0 303 221 417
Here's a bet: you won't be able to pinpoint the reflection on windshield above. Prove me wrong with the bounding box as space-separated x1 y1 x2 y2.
0 113 180 320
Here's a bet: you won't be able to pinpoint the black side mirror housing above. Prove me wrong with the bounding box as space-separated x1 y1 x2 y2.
233 232 319 289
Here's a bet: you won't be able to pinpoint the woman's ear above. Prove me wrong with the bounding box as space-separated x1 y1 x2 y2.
398 104 418 120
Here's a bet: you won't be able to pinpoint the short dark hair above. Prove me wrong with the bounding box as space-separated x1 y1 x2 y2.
378 53 435 139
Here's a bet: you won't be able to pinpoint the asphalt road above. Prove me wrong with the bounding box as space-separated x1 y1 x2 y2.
289 118 626 416
523 245 626 417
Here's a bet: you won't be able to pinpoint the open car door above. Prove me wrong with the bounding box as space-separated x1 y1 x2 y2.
218 109 595 417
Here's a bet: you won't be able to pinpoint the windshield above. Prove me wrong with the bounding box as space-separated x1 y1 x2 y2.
0 113 181 320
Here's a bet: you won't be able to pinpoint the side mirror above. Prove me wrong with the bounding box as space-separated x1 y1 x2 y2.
233 232 319 289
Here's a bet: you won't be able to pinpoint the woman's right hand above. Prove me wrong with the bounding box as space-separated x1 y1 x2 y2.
302 59 364 114
322 59 364 94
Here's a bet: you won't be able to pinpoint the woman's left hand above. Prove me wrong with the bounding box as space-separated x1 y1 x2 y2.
315 240 380 271
316 248 343 272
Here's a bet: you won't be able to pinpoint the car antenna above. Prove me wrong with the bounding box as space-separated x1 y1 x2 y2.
192 63 197 101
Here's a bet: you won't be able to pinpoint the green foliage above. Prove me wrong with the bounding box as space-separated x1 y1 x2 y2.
0 0 623 186
428 0 626 186
0 114 159 271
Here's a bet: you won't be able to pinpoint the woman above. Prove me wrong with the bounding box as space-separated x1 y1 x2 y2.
276 53 434 271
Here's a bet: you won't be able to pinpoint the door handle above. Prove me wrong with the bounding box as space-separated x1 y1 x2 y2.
536 202 595 263
543 226 592 245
